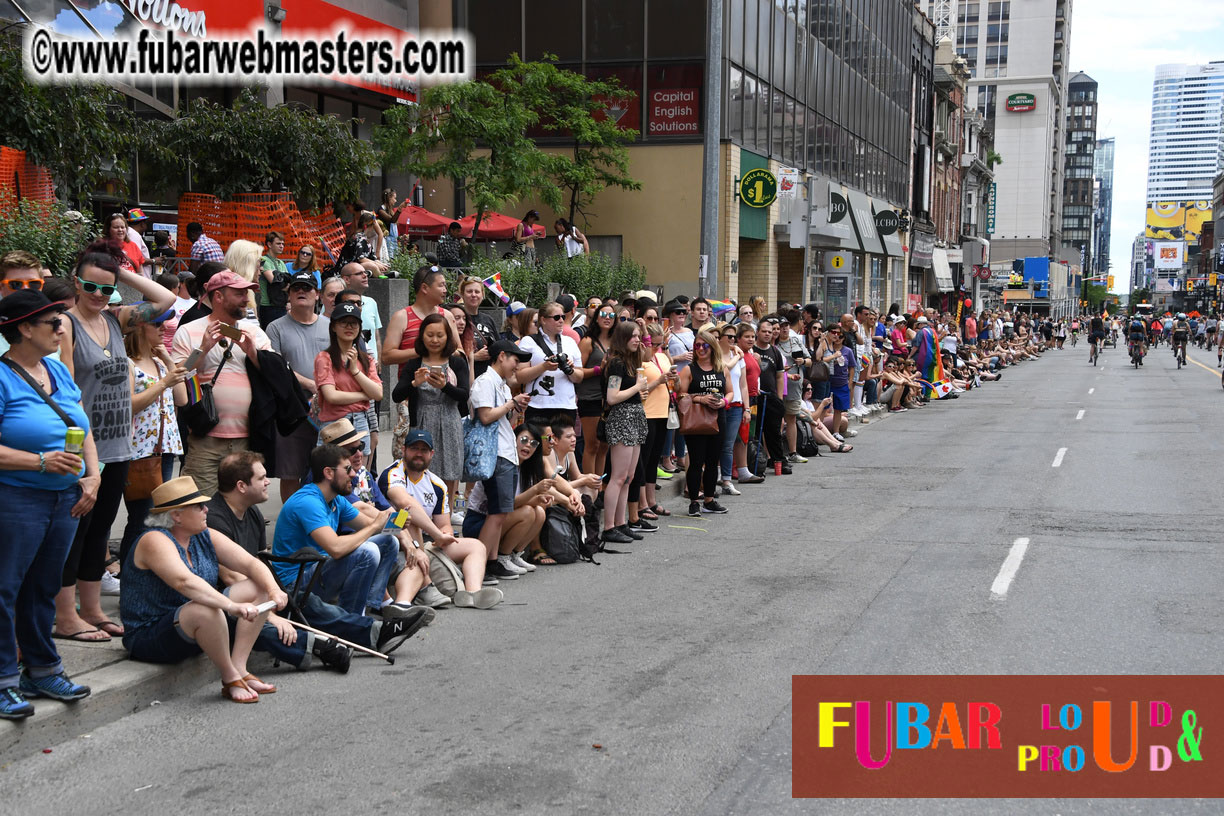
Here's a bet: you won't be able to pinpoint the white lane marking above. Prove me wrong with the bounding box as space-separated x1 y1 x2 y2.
1088 388 1095 394
991 537 1030 600
1076 409 1085 420
1052 447 1067 467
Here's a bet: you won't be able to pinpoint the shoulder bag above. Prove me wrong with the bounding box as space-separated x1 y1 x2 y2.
182 344 233 438
677 393 719 436
1 356 77 428
125 364 167 500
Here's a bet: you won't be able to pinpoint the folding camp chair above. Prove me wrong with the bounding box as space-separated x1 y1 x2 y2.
257 548 395 664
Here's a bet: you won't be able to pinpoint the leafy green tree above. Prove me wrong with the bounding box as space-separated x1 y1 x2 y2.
1 32 144 205
146 89 376 207
375 77 560 238
490 55 641 225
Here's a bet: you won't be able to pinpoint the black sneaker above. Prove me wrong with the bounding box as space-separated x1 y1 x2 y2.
312 637 353 674
374 607 430 655
481 574 500 586
702 500 729 514
486 560 521 580
618 524 644 541
629 518 658 533
601 527 634 544
687 501 702 518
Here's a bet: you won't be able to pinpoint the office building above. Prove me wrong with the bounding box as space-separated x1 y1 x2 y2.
1093 137 1114 281
1146 63 1224 203
1060 72 1097 297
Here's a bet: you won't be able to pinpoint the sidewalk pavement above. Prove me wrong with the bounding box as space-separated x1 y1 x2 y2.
0 409 881 763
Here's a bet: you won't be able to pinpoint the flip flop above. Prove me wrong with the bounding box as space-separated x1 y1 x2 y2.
242 673 277 694
221 678 259 704
650 504 671 517
52 628 110 642
88 620 124 637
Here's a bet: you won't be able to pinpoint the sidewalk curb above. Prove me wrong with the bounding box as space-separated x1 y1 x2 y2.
0 655 212 764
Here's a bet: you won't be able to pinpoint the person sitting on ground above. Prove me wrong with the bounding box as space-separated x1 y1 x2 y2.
462 423 555 575
271 444 426 634
530 417 600 563
379 429 503 609
120 477 287 703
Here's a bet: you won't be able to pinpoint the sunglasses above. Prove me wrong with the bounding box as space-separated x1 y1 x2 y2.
672 310 688 316
517 435 540 449
597 311 616 318
343 445 363 457
619 316 633 322
587 302 602 310
37 317 63 330
3 278 44 292
298 250 313 256
79 280 117 296
343 269 370 277
543 314 565 321
694 342 710 351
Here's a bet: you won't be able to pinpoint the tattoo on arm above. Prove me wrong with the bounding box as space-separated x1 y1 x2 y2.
127 300 162 330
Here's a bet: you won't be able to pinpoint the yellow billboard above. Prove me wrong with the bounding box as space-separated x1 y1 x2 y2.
1146 200 1212 244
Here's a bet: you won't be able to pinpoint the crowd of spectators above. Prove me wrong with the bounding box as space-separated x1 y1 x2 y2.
0 229 1051 717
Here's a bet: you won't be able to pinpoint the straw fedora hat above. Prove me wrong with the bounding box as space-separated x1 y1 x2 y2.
320 417 368 448
150 476 211 513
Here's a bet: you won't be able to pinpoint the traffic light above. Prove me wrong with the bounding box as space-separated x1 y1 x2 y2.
1107 275 1114 289
1187 279 1194 291
1211 273 1218 287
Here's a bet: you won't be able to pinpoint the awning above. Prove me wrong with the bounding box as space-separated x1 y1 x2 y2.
911 231 935 268
846 190 885 256
873 198 904 257
930 247 954 292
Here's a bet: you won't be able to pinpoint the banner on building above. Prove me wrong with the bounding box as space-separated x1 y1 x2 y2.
1152 240 1185 270
910 231 935 268
777 167 800 199
986 182 996 235
1146 201 1212 245
649 89 699 135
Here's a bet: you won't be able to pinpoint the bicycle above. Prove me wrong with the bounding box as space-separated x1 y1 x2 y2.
1089 337 1098 366
1070 332 1078 347
1174 338 1186 369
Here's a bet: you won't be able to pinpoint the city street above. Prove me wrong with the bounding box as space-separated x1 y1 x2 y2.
3 342 1222 815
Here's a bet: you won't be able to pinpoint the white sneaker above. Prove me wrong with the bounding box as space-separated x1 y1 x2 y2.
720 480 742 496
510 552 536 572
101 572 121 595
497 554 527 575
845 429 859 437
451 510 466 526
833 432 845 442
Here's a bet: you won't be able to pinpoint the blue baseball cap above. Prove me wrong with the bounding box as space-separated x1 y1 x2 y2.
403 428 434 450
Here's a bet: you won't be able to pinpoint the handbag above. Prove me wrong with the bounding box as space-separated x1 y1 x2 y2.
182 344 232 438
677 393 719 435
125 365 167 501
461 414 499 482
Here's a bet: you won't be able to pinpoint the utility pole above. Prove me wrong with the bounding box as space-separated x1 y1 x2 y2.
698 0 723 299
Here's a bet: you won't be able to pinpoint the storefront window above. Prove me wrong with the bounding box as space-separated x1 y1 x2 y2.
869 256 884 309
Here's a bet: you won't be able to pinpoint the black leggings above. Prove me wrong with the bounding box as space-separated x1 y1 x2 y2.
684 426 723 501
62 460 129 585
641 418 668 486
761 394 788 464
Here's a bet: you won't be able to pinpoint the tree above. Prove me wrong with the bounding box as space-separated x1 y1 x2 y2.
1 31 144 205
491 55 641 225
1131 287 1151 306
145 89 376 208
375 77 560 238
1084 281 1110 313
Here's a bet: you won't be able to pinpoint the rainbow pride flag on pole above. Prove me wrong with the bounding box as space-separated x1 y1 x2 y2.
707 299 737 316
482 273 510 304
186 374 205 404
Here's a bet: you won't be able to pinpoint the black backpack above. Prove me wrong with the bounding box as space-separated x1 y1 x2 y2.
539 506 581 564
796 420 822 458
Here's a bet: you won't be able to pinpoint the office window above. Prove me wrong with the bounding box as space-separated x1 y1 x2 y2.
588 0 644 61
469 0 521 63
649 0 705 57
728 65 745 145
525 0 580 60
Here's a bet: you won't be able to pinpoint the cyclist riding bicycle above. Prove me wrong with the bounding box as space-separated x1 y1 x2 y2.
1172 312 1190 364
1088 315 1106 360
1070 318 1080 336
1128 316 1148 364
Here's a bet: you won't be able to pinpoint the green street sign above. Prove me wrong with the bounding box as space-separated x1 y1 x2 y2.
739 169 778 208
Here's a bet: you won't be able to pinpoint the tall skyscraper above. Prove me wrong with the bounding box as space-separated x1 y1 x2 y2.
953 1 1072 279
1146 62 1224 203
1093 137 1115 280
1062 72 1097 279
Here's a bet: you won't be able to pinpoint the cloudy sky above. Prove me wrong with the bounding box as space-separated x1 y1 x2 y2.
1071 0 1224 291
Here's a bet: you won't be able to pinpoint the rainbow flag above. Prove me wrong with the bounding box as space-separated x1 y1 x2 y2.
928 342 952 399
483 273 510 304
186 375 205 404
708 299 736 316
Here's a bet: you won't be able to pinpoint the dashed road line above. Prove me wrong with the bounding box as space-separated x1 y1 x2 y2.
1052 448 1067 468
991 537 1030 600
1076 409 1085 420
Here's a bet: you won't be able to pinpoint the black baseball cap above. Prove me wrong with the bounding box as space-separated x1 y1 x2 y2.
288 271 317 289
332 301 363 323
488 339 532 363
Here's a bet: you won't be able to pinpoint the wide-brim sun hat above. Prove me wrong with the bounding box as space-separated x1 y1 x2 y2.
321 417 368 448
150 476 210 512
0 290 68 328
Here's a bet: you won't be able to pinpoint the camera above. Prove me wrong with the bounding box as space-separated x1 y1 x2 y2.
549 352 575 376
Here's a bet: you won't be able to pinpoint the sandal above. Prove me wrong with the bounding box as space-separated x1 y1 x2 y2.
530 551 558 566
221 678 259 704
650 504 671 517
87 619 124 637
638 509 658 521
831 443 853 453
242 673 277 694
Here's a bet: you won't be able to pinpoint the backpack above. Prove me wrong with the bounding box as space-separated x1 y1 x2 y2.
796 420 822 458
426 546 465 597
539 505 581 564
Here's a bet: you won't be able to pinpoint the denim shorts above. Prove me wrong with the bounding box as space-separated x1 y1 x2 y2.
124 605 205 665
831 384 851 412
482 457 519 515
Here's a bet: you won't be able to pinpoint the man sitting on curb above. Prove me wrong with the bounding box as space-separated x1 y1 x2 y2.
272 445 432 640
379 430 504 609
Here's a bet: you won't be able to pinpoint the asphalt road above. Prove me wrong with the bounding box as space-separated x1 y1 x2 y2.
5 340 1222 814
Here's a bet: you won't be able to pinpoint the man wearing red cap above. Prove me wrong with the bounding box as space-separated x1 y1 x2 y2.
171 271 271 496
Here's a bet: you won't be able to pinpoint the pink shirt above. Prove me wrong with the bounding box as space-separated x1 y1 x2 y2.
315 350 382 422
965 316 978 340
172 317 272 438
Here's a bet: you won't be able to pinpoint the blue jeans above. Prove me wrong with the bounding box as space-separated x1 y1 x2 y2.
864 378 879 405
721 405 744 480
296 594 376 647
302 533 398 615
0 485 81 689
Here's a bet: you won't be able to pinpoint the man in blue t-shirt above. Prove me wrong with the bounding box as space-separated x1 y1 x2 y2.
272 445 431 633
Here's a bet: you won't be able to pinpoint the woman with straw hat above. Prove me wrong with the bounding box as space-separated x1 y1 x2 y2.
120 476 288 703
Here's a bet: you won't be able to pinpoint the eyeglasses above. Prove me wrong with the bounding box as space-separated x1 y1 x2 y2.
343 269 369 278
79 280 117 296
3 278 44 292
597 311 616 318
619 316 633 322
517 435 540 449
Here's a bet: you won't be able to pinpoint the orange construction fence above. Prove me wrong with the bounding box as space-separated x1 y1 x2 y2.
0 146 57 215
177 192 346 266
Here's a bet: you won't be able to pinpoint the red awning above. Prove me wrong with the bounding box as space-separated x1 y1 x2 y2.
395 205 453 237
456 212 546 240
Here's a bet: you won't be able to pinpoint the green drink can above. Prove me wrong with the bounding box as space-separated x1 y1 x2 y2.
65 426 86 455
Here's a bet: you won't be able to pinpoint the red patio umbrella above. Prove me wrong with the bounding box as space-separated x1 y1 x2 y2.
457 212 546 240
395 205 452 237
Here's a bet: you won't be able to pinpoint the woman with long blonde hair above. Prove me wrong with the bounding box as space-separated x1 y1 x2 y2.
676 328 732 518
223 239 262 316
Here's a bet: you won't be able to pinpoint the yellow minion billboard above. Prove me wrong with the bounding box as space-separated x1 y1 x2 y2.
1146 200 1212 244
